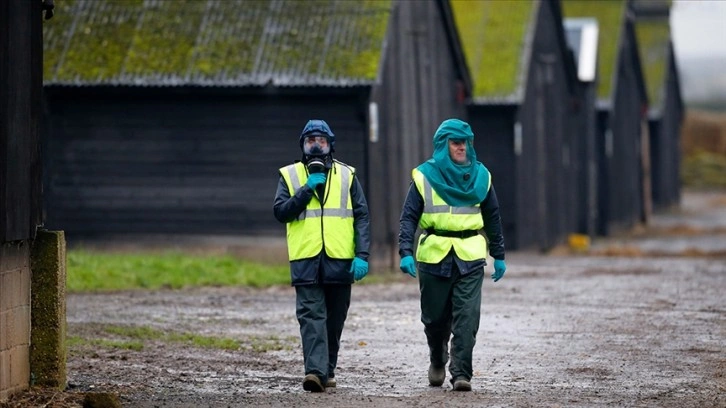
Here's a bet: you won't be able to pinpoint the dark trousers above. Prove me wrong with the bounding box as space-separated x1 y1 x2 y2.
295 284 351 382
418 265 484 382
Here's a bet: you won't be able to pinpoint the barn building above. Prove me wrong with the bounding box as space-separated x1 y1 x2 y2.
563 0 650 235
42 0 473 267
452 0 579 250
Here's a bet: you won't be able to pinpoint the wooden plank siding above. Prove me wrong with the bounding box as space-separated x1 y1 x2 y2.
467 106 518 247
632 1 683 211
517 14 576 250
1 0 43 242
467 1 578 251
597 15 649 235
649 46 683 210
574 83 600 237
43 88 367 237
367 0 469 264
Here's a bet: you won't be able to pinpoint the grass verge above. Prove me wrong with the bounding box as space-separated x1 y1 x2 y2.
67 249 291 292
68 324 296 353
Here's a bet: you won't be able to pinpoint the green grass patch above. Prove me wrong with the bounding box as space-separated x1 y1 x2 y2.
243 335 297 353
67 249 290 292
104 325 242 351
81 324 295 352
68 324 260 352
167 332 241 350
67 335 144 351
104 325 166 340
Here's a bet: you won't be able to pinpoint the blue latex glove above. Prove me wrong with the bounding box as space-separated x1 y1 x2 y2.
400 255 416 278
492 259 506 282
350 257 368 281
306 173 326 189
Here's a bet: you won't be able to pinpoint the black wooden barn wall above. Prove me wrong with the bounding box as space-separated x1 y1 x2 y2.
1 0 43 242
650 46 683 210
601 24 647 235
368 0 467 264
564 22 600 238
595 109 611 236
466 2 576 252
43 88 368 237
574 82 599 237
513 0 575 251
468 106 518 248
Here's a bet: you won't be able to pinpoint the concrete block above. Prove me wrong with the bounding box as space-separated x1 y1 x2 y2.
0 350 8 391
13 306 30 347
10 345 29 388
0 270 21 310
19 265 30 307
4 307 14 349
0 240 32 402
17 242 29 269
12 270 22 309
0 271 12 311
0 311 7 351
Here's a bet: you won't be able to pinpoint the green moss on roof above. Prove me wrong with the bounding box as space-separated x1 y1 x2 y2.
42 0 79 80
451 0 534 99
126 0 205 77
325 0 390 79
635 20 670 108
563 0 626 99
191 0 264 77
42 0 391 85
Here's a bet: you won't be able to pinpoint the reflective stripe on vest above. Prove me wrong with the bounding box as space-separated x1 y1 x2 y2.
280 161 355 260
413 168 490 263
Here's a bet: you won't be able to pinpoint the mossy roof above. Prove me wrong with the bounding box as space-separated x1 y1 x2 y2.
634 19 670 109
562 0 627 99
43 0 392 87
451 0 535 102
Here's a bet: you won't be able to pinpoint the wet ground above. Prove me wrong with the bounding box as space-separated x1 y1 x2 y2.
8 191 726 407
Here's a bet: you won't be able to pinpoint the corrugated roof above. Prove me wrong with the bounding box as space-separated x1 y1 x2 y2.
43 0 392 87
562 0 627 99
451 0 535 102
634 18 670 110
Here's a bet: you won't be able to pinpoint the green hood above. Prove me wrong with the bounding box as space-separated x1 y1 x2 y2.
417 119 489 207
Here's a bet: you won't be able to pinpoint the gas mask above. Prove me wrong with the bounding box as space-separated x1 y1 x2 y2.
302 137 332 173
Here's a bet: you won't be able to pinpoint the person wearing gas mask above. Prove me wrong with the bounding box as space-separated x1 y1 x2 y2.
273 119 371 392
397 118 506 392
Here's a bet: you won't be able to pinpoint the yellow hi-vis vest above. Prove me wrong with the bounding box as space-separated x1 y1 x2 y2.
280 161 355 261
413 168 491 264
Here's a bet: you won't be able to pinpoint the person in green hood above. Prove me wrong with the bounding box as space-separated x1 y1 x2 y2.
398 118 506 391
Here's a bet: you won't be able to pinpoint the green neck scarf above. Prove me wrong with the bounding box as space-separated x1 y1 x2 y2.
417 119 489 207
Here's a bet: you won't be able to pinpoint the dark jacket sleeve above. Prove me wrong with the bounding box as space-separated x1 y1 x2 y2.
350 175 371 261
398 182 424 258
272 175 315 223
481 185 505 260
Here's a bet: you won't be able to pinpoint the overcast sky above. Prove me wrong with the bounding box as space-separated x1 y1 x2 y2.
671 0 726 60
